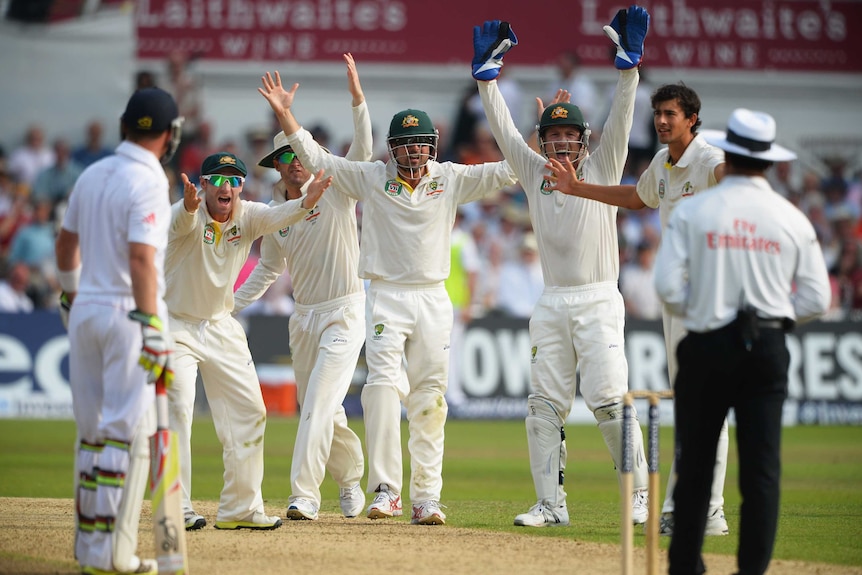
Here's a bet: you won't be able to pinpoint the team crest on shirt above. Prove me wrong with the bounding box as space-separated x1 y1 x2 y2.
540 179 553 195
372 323 385 340
385 179 403 197
305 206 321 224
279 226 290 237
203 224 215 244
531 346 538 363
681 181 694 197
658 179 666 199
226 225 241 246
426 181 444 198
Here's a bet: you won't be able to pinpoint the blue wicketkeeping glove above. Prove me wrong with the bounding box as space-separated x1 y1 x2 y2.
472 20 518 81
603 5 650 70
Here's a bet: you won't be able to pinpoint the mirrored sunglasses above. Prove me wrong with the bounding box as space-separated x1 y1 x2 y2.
202 174 245 187
277 151 297 164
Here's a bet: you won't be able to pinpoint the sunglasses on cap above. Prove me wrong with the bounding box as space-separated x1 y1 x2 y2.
201 174 245 187
277 151 298 164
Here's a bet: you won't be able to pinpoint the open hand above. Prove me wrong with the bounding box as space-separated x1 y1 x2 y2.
543 157 581 195
303 169 334 210
180 172 201 213
258 71 299 116
344 53 365 106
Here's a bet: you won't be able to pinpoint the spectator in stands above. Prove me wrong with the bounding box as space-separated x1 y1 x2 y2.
8 197 57 308
619 240 662 320
829 239 862 315
7 124 55 190
0 261 35 313
495 233 544 319
71 120 112 167
32 138 83 206
547 51 599 130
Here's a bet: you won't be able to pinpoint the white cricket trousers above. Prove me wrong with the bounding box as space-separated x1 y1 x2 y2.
288 292 366 507
362 280 452 504
662 309 728 515
68 296 157 572
168 313 268 522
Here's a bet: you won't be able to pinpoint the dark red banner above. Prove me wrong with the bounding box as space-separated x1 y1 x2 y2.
136 0 862 72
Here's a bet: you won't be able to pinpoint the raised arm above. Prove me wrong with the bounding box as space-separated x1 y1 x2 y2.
544 157 646 210
343 53 373 162
258 72 302 137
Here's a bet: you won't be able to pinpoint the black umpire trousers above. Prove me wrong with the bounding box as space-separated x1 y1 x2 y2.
668 319 789 575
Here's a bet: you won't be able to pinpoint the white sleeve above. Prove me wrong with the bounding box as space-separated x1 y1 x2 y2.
653 210 689 316
581 70 638 185
233 233 286 314
245 197 313 239
478 80 544 183
344 101 373 162
791 220 832 324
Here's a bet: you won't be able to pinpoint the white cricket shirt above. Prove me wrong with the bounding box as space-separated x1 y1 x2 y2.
165 194 312 321
654 175 831 332
479 71 638 287
233 102 373 308
636 135 725 230
62 141 171 300
285 128 517 285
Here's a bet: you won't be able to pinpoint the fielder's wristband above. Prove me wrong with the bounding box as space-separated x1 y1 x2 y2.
57 266 81 293
128 309 164 331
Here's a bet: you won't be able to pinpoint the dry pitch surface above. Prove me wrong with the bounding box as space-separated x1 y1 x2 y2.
1 498 860 575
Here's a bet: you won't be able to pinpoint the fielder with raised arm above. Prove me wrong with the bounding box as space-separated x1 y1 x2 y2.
472 8 652 528
545 83 731 536
258 66 517 526
166 151 332 531
233 54 371 521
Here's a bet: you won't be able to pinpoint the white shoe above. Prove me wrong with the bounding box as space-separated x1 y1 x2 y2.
184 511 206 531
214 511 283 530
339 484 366 518
366 484 403 519
411 500 446 525
286 498 319 521
82 558 158 574
705 507 729 536
631 490 648 525
513 501 569 527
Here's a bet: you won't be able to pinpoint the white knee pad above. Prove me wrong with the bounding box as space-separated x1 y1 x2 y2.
525 397 567 506
112 409 154 572
75 439 103 566
594 403 648 492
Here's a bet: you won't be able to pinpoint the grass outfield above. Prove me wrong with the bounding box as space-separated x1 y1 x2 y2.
1 418 860 566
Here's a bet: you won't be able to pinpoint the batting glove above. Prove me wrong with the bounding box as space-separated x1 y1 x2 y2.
472 20 518 81
603 5 650 70
59 292 71 331
128 310 174 387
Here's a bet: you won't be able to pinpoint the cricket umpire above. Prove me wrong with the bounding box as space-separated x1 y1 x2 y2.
654 108 831 575
55 87 182 575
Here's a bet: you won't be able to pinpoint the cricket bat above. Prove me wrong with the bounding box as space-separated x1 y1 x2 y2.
150 372 189 574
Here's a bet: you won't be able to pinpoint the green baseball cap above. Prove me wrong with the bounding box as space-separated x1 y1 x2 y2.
539 103 587 133
388 109 436 139
201 152 248 176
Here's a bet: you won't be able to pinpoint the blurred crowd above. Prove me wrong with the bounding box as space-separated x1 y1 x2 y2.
2 50 861 322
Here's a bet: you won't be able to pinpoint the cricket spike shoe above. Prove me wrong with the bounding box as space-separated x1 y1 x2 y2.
366 484 403 519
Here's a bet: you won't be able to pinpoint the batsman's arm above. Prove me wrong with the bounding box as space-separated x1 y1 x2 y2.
55 227 81 329
128 241 158 317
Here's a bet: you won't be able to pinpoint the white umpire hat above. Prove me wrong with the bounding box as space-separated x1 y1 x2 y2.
704 108 796 162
